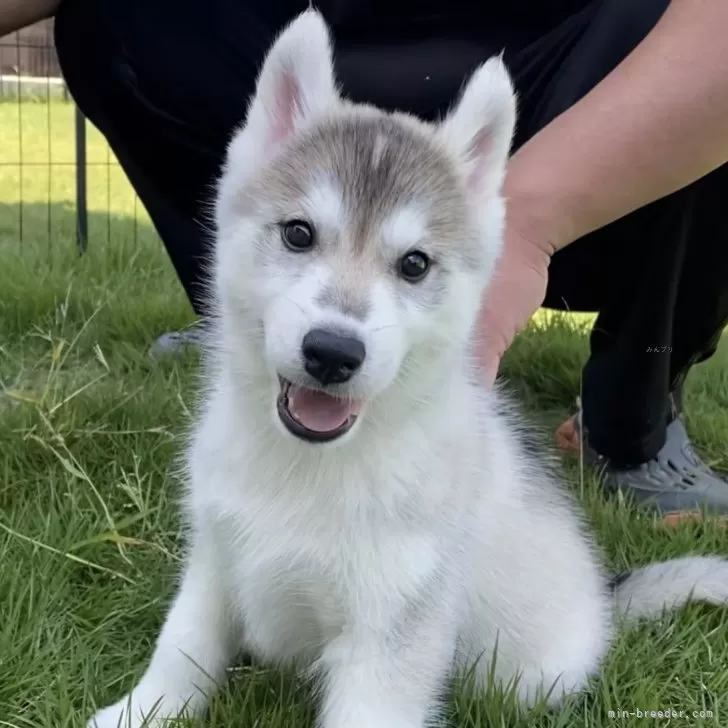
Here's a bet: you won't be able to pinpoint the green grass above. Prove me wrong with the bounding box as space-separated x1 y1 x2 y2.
1 99 727 727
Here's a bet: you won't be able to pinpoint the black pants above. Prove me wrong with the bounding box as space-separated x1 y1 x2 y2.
55 0 728 467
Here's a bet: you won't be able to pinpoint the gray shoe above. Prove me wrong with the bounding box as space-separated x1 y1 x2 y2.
574 398 728 518
149 321 206 358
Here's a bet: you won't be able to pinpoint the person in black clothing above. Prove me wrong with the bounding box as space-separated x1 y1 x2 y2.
4 0 728 518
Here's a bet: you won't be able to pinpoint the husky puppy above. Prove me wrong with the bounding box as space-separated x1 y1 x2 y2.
88 10 728 728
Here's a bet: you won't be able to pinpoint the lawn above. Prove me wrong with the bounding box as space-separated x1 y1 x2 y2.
1 99 727 728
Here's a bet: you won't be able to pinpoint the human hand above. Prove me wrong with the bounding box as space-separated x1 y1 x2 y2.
475 211 552 387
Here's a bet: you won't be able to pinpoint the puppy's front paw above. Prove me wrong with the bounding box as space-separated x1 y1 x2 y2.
87 690 188 728
87 699 141 728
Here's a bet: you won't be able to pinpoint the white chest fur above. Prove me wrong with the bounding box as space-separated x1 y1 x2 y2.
201 470 447 667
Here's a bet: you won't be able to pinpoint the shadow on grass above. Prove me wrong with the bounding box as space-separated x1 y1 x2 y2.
0 201 195 344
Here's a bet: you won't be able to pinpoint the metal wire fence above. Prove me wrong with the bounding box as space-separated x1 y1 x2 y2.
0 20 148 258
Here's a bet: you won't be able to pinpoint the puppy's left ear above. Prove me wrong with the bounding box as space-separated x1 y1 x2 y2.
227 10 338 173
437 56 517 198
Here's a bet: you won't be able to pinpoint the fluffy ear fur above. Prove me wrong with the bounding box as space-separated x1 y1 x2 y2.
437 56 517 198
227 10 338 174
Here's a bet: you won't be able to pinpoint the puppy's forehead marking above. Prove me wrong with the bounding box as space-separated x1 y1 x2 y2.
302 180 344 229
371 133 388 169
260 114 488 269
285 116 461 239
380 205 428 253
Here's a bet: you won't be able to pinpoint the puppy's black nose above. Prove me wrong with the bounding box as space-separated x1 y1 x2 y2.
302 329 366 385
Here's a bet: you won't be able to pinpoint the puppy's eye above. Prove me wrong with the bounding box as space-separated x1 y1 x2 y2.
398 251 431 282
282 220 315 251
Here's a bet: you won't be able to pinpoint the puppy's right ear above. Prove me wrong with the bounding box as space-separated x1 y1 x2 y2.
437 56 517 200
229 10 338 171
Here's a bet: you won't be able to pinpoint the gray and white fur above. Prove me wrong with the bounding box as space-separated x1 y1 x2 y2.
88 10 728 728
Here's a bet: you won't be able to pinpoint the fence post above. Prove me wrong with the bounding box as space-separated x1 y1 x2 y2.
74 105 88 254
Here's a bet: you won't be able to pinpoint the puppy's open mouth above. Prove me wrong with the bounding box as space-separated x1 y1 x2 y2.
276 377 362 443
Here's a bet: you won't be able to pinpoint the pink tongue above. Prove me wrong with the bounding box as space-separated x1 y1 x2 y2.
287 385 361 433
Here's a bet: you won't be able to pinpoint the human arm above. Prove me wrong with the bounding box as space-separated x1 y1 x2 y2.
508 0 728 253
480 0 728 382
